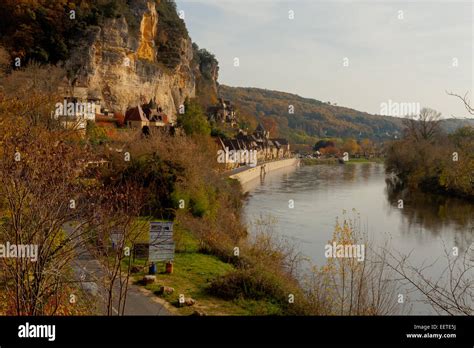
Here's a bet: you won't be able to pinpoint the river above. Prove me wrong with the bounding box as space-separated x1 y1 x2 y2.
242 162 474 314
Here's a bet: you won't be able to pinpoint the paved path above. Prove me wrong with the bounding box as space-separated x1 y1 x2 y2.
64 223 173 315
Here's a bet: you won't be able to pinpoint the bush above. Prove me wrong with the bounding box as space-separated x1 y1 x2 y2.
155 0 188 69
178 99 211 136
86 121 108 145
208 268 287 301
0 0 137 65
189 186 210 218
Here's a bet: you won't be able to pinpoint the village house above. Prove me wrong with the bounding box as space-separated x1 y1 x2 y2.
218 123 291 169
55 82 111 130
124 98 170 131
207 98 237 126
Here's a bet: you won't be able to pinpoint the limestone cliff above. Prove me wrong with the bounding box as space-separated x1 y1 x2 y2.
63 0 216 123
192 44 220 108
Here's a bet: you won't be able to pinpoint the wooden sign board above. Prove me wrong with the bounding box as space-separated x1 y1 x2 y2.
133 243 149 259
149 244 175 262
110 229 124 251
150 221 173 244
110 229 124 245
149 222 175 261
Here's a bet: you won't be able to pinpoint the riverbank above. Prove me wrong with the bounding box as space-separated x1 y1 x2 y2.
128 228 300 315
229 158 300 187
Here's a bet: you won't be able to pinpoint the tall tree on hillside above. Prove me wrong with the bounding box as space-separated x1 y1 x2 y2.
360 139 374 158
260 117 279 137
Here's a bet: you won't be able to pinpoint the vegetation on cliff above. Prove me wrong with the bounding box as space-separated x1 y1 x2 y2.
155 0 188 69
177 99 211 136
192 43 219 108
0 0 140 64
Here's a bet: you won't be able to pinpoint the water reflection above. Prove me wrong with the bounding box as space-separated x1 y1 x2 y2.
359 163 372 180
340 163 357 181
386 181 474 252
244 162 473 263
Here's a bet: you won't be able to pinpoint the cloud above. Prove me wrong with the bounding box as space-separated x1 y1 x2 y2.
177 0 473 117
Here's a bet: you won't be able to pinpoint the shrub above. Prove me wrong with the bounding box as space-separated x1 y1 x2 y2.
178 99 211 136
208 268 286 301
189 186 210 218
86 121 108 145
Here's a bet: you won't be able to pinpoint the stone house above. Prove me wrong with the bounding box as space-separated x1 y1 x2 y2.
124 99 170 130
207 98 237 126
218 123 291 169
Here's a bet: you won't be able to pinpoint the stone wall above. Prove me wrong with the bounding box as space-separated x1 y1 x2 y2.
229 158 300 189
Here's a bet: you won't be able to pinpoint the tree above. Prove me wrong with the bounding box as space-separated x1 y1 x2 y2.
178 99 211 136
0 67 119 315
306 213 402 315
0 115 98 315
447 90 474 116
320 146 340 157
386 245 474 315
402 108 442 142
313 140 335 151
342 138 360 156
87 182 148 316
0 62 67 130
360 139 374 158
260 117 279 137
0 46 10 77
86 121 108 145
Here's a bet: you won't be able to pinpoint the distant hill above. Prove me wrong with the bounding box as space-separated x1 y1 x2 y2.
219 85 405 144
219 85 474 144
440 118 474 133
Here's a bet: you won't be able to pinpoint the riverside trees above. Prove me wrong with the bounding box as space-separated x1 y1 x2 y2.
385 107 473 199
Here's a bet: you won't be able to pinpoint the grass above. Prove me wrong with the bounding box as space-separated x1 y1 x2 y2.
301 158 338 165
346 157 384 164
128 229 283 315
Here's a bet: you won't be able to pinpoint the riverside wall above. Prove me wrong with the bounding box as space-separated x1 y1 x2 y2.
229 158 300 186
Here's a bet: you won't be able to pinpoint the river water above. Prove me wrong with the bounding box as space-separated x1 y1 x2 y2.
242 163 474 314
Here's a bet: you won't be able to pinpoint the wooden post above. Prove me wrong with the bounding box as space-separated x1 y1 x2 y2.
165 261 173 274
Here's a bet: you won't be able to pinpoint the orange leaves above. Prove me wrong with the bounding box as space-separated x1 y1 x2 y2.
341 138 361 156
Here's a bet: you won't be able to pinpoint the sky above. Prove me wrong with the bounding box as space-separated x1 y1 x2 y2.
176 0 473 118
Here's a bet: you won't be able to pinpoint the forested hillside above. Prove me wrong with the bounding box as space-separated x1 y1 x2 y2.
219 85 404 144
219 86 474 145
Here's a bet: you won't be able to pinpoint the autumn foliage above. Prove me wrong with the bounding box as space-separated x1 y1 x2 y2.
385 108 474 198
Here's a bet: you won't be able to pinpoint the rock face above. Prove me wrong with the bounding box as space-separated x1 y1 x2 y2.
159 286 175 295
193 46 220 107
65 0 215 123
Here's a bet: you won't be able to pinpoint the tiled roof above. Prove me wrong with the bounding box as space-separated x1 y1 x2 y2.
273 138 289 145
125 105 148 122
